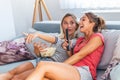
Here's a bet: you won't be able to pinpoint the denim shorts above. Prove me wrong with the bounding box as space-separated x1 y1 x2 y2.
34 57 54 66
76 66 93 80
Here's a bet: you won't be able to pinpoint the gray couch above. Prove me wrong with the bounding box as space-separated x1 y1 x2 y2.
0 21 120 80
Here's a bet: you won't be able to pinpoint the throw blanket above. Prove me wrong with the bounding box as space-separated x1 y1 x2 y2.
101 35 120 80
0 38 34 65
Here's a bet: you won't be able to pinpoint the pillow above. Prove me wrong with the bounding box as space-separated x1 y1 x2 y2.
111 34 120 62
101 34 120 79
98 30 120 69
0 37 34 65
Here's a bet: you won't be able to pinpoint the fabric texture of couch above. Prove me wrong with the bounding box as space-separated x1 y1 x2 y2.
0 21 120 80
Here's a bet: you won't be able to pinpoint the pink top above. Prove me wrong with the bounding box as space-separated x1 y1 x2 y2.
73 33 104 80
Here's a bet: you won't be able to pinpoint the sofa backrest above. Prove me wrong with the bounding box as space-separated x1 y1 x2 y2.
33 21 120 32
105 21 120 30
34 21 61 33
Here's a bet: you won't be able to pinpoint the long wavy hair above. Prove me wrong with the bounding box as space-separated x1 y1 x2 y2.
59 13 79 39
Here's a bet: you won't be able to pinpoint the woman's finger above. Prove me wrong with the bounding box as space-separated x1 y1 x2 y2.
40 49 47 53
26 34 34 43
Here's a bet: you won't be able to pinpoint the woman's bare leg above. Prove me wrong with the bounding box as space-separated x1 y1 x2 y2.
11 69 50 80
0 62 34 80
26 61 80 80
43 78 50 80
9 62 34 75
11 69 34 80
11 70 50 80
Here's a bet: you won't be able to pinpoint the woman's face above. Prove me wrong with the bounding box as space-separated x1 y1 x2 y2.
79 15 94 33
62 16 77 36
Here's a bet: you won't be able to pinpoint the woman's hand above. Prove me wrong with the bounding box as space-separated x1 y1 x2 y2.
62 40 73 56
62 39 72 50
34 42 47 57
23 32 39 43
62 40 69 50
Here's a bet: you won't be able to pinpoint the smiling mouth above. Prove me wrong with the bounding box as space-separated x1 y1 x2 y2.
80 26 84 28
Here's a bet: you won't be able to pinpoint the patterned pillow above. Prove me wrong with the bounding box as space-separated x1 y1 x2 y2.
0 38 34 65
98 30 120 69
111 34 120 62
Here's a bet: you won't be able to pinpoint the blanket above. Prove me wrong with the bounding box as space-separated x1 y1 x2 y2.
0 38 34 65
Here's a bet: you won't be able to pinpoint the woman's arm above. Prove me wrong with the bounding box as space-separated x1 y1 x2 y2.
64 36 103 65
62 40 73 56
24 32 56 44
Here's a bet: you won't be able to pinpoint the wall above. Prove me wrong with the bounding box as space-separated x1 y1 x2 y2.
44 0 120 21
0 0 16 41
11 0 120 36
11 0 35 35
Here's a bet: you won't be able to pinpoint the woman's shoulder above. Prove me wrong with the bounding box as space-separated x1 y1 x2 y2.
92 33 104 42
92 33 103 38
93 33 103 36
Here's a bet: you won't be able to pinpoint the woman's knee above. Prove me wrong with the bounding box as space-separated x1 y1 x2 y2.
12 75 19 80
37 61 46 67
37 61 53 70
23 62 34 69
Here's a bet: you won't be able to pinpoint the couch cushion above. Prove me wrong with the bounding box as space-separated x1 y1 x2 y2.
111 34 120 62
0 59 36 73
98 30 120 69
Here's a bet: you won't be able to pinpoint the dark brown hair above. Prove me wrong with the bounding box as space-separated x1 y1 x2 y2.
85 12 105 32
